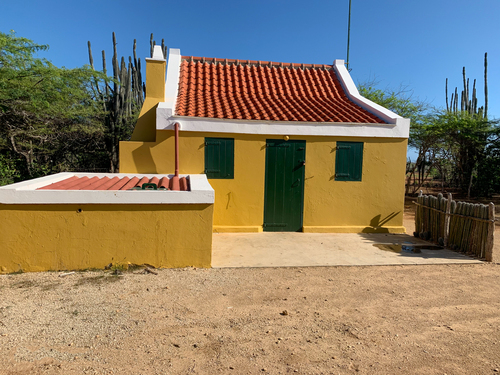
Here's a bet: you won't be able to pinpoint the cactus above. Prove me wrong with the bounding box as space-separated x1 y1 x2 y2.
445 53 488 118
88 33 156 172
484 53 488 118
149 34 167 59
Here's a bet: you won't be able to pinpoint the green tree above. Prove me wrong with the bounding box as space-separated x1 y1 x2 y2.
430 112 496 196
0 31 107 182
0 151 20 185
358 68 498 198
475 128 500 196
358 84 427 121
358 83 435 194
440 54 498 197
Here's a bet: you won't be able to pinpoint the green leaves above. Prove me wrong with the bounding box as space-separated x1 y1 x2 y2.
0 30 48 70
430 111 499 195
357 83 431 150
0 31 146 183
357 84 428 123
0 31 108 181
0 152 20 185
357 80 499 197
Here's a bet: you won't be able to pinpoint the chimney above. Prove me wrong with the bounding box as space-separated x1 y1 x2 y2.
129 45 166 142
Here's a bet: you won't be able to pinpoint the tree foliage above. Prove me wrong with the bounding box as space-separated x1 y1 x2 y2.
358 54 498 198
358 84 428 123
430 112 496 196
0 32 165 185
436 53 497 197
358 83 435 194
0 31 108 181
475 129 500 196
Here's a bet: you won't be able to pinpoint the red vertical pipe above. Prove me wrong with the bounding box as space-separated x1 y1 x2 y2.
175 122 179 177
170 122 181 191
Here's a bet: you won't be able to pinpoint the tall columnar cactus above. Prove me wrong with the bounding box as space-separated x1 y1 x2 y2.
443 53 491 198
484 53 488 118
149 34 167 59
87 33 166 172
445 53 488 118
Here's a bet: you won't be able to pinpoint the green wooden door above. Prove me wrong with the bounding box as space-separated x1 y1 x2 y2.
263 140 306 232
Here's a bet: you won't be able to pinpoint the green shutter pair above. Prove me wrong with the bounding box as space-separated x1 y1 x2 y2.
204 137 234 179
335 141 363 181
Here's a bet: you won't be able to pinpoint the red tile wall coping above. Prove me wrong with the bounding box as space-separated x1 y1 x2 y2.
175 56 383 124
37 176 190 191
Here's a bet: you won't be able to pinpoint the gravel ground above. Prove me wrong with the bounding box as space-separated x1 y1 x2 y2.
1 263 500 375
1 210 500 374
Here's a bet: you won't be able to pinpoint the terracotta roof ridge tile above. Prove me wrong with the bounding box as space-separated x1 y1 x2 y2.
181 55 333 71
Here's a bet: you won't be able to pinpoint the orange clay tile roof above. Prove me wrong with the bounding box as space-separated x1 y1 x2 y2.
37 176 190 191
175 56 384 123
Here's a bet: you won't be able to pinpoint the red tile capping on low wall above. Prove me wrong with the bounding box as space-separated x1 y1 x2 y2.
37 176 190 191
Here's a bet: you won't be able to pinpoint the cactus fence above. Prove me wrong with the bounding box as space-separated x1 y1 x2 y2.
414 192 495 261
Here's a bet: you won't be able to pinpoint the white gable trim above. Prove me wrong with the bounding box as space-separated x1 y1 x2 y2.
163 48 182 117
333 59 410 136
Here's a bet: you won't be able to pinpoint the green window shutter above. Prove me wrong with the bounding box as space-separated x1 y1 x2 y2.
335 141 363 181
204 137 234 179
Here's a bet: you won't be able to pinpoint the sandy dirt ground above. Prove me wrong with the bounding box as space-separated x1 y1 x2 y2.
1 211 499 375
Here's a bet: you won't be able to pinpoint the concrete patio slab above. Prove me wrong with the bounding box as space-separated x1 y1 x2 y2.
212 232 483 268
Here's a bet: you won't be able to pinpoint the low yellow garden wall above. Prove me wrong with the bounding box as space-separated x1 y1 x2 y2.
0 173 214 273
0 204 213 273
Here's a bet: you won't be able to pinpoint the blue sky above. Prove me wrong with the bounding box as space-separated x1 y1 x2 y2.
2 0 499 121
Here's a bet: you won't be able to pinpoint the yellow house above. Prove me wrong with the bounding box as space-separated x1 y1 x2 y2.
120 46 410 234
0 46 410 273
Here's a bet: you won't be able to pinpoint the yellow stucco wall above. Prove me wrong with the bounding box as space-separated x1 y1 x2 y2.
0 203 213 273
130 59 166 142
302 136 407 233
120 131 407 233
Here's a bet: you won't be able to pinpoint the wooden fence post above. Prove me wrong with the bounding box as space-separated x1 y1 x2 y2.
444 193 452 247
415 190 423 236
485 202 495 262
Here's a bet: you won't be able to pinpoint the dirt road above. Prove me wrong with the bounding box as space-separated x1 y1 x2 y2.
1 265 499 375
1 211 499 374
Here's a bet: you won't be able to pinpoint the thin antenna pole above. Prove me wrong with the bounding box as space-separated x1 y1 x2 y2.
346 0 352 71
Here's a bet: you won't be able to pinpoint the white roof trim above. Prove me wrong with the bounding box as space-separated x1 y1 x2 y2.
0 173 214 205
333 59 410 137
163 48 182 116
157 113 408 138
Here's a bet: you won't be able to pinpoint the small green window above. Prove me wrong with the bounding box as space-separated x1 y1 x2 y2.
204 137 234 179
335 141 363 181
